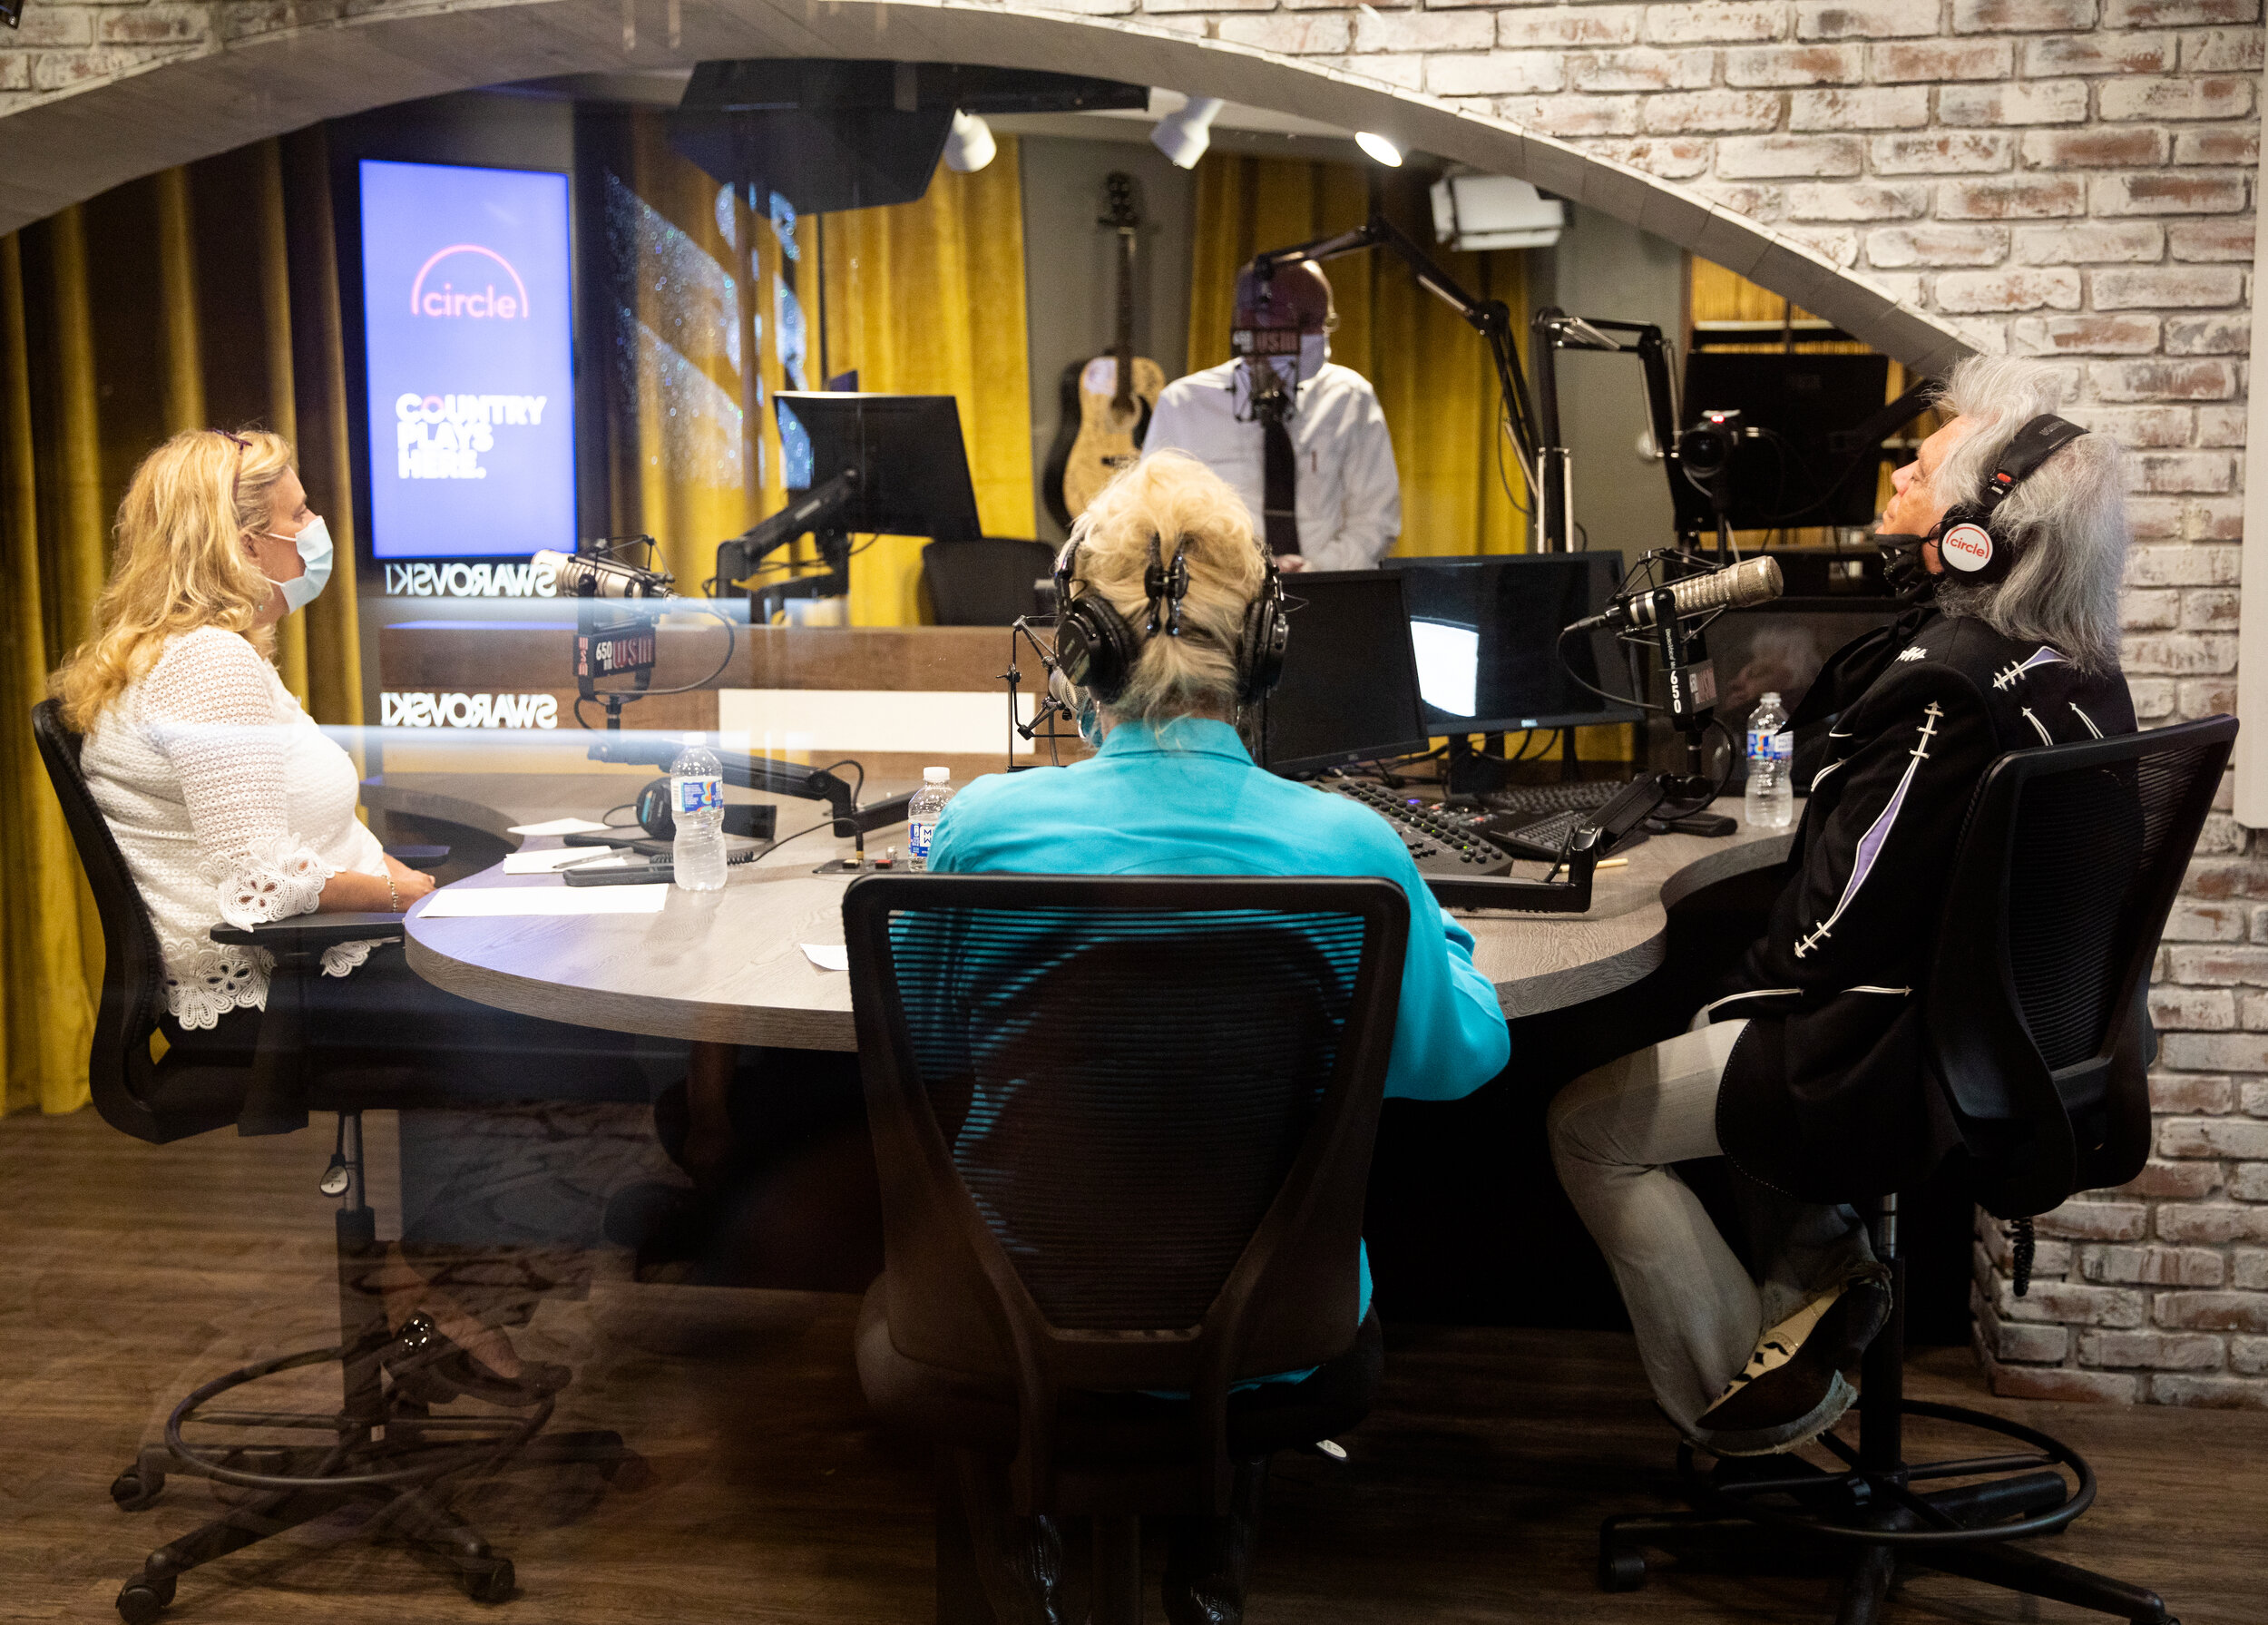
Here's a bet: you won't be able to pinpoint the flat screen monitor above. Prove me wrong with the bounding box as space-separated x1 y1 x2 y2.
776 392 982 540
1382 553 1647 733
357 160 578 561
1677 351 1894 532
1261 572 1432 778
1708 599 1910 783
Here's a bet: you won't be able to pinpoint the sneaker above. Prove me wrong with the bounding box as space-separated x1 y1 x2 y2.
1696 1271 1893 1444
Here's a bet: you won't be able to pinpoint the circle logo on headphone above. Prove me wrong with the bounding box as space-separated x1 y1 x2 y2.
1940 523 1995 573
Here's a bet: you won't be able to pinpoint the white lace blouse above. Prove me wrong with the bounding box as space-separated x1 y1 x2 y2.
82 626 392 1029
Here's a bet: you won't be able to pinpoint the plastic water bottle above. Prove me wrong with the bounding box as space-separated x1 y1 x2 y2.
1745 692 1794 831
669 738 728 892
906 767 956 873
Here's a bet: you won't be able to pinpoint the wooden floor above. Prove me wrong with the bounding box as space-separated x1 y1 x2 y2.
4 1109 2262 1625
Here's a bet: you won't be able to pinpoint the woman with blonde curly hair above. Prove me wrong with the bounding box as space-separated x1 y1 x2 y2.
53 428 632 1401
923 452 1510 1625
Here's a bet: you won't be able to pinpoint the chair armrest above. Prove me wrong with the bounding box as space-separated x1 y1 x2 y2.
211 913 406 950
385 845 451 870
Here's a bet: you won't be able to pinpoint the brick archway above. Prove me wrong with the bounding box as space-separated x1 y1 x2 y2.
0 0 1969 368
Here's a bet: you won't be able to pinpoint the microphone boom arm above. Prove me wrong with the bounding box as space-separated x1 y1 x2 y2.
710 468 862 597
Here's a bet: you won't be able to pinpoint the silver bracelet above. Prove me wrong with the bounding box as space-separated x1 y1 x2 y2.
385 872 401 913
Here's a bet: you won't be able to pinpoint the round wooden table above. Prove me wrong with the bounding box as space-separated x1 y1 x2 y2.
378 771 1796 1050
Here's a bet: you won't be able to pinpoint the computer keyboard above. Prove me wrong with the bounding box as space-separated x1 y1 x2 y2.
1481 778 1624 817
1499 808 1589 859
1326 781 1520 878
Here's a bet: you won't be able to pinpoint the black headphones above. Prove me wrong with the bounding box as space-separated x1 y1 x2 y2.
1052 532 1289 707
1927 414 2089 586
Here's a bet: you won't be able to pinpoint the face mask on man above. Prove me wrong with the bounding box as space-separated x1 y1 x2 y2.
263 516 335 613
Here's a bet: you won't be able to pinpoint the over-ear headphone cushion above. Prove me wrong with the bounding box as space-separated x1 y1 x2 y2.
1058 596 1141 703
1237 588 1290 702
1933 506 2011 583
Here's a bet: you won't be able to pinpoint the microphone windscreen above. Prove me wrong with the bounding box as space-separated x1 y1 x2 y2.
1728 554 1784 608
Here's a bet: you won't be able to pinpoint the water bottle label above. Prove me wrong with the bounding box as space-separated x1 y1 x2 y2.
1746 729 1793 763
672 775 721 816
908 818 936 860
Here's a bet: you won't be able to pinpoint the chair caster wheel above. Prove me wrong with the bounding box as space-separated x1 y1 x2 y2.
115 1575 176 1623
1598 1545 1647 1592
462 1557 515 1603
109 1468 163 1511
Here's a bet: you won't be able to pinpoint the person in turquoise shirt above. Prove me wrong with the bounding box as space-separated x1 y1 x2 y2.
922 451 1509 1625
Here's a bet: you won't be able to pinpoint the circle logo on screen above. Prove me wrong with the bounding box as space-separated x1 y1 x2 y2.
409 245 530 320
1940 523 1994 573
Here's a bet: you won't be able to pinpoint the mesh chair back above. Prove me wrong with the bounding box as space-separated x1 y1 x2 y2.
1930 715 2234 1217
31 700 198 1143
922 538 1056 625
845 873 1408 1505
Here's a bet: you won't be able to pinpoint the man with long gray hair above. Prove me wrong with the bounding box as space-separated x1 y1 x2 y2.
1549 354 2135 1457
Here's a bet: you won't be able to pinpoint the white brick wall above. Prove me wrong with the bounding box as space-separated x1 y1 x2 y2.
0 0 2262 1404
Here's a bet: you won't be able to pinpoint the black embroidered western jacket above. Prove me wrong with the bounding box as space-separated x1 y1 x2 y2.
1705 606 2138 1199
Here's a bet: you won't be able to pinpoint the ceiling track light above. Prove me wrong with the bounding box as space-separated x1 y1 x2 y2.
943 109 997 173
1354 132 1403 167
1151 96 1224 170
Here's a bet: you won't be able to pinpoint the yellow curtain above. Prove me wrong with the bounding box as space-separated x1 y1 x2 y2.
1185 155 1530 560
820 145 1036 626
594 113 806 593
0 134 367 1116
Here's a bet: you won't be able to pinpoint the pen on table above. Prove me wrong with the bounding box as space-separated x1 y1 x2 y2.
1595 857 1629 869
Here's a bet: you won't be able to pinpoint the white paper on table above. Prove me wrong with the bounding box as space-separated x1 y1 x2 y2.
419 885 670 918
502 847 631 874
801 944 849 972
505 817 615 837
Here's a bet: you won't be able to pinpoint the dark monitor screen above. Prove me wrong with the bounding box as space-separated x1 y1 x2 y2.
1261 572 1432 778
776 392 983 540
1677 352 1894 532
1382 553 1647 733
1708 599 1909 782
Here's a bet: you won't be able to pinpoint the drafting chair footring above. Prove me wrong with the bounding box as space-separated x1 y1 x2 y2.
108 1113 640 1622
1593 1196 2178 1625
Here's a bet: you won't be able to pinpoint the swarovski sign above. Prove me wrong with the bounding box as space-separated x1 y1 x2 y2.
382 560 559 598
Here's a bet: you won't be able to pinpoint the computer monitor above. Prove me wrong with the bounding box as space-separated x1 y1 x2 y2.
1677 352 1894 532
1381 553 1647 734
776 392 983 540
1708 597 1909 783
1260 572 1432 778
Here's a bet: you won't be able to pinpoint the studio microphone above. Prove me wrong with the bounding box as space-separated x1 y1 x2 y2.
534 549 674 599
1570 555 1783 632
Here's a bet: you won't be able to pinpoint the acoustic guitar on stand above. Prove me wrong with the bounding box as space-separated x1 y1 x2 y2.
1043 173 1166 529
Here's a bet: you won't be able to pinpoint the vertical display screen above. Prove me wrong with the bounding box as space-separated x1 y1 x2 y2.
358 159 576 560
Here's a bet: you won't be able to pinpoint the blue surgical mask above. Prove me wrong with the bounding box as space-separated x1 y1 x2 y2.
265 516 334 613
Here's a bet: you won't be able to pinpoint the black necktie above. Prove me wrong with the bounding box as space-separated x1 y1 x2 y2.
1261 414 1300 557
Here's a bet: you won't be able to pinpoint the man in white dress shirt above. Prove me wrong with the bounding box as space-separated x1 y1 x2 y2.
1141 260 1401 573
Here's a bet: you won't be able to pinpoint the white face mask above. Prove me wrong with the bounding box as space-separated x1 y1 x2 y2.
263 516 334 614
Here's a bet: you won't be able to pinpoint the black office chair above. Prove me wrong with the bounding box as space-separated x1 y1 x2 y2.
922 537 1057 625
32 700 634 1621
1598 714 2237 1625
843 874 1408 1624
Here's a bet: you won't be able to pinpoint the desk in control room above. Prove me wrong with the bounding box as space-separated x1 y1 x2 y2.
369 769 1796 1046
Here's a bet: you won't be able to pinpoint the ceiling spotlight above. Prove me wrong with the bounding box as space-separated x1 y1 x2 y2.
1151 96 1225 170
1355 132 1403 167
943 110 997 173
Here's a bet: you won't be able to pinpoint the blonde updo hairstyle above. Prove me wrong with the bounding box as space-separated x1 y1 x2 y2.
51 428 296 732
1059 451 1269 732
